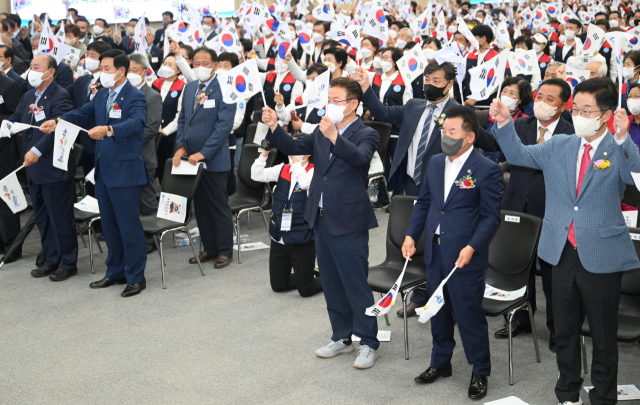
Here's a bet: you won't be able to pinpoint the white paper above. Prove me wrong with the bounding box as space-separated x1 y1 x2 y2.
157 192 188 223
631 172 640 193
484 397 529 405
0 171 27 214
171 160 206 175
623 211 638 227
232 242 270 251
74 195 100 214
484 284 527 301
85 168 95 184
254 122 270 146
53 120 81 171
584 385 640 400
351 330 391 342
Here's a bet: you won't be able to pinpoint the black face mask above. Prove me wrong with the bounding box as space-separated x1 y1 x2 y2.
424 83 449 102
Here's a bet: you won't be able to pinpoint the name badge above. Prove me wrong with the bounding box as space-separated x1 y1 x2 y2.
34 110 46 122
0 95 4 104
152 57 159 62
203 99 215 109
281 209 293 231
109 109 122 119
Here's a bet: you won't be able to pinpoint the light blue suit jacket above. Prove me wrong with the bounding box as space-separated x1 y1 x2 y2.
492 119 640 273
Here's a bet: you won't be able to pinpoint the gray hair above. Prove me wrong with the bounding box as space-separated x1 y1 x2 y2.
586 60 608 77
146 27 155 36
129 53 149 71
548 61 565 67
399 27 414 38
31 33 41 42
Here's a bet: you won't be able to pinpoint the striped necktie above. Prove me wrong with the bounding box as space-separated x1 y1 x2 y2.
106 90 116 113
412 104 436 185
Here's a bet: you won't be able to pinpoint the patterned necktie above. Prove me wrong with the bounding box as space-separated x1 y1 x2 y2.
412 104 436 185
537 127 548 144
194 83 206 110
106 90 116 114
567 144 593 249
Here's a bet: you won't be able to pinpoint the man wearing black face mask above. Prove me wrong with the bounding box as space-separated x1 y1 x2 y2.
355 60 499 316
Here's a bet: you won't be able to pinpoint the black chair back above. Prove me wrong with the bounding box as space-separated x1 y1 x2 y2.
388 195 426 255
623 185 640 208
232 144 277 209
245 124 258 145
73 143 84 167
363 121 392 160
154 132 163 151
623 227 640 296
159 159 204 225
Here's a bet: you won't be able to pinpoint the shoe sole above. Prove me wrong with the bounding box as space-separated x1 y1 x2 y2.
214 261 232 269
353 354 378 369
316 346 355 358
31 271 57 278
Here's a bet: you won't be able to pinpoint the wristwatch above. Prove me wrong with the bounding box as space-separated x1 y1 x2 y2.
106 126 113 137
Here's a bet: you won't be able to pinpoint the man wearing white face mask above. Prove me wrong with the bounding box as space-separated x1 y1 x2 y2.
396 27 414 51
262 78 381 369
0 44 26 94
491 78 640 405
300 21 328 69
255 25 277 60
116 18 139 55
555 19 582 63
91 18 117 49
202 16 217 42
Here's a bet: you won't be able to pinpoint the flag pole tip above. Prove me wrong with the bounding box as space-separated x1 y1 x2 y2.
391 302 395 306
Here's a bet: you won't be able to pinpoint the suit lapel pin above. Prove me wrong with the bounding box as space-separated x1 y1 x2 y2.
604 152 608 156
467 170 471 173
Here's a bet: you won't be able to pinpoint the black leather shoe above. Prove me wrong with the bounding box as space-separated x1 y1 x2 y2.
2 250 22 264
397 301 421 318
31 266 58 278
468 373 488 400
549 332 556 353
90 277 127 289
35 249 46 267
49 268 78 281
414 366 452 384
494 320 532 339
121 279 146 297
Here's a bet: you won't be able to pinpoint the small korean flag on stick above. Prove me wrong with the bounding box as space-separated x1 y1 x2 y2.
415 266 459 323
365 257 410 317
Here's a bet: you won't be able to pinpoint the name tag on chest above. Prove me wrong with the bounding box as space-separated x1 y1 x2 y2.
109 109 122 119
203 99 215 109
34 110 46 122
281 209 293 231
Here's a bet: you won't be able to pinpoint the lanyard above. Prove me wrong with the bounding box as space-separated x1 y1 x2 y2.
286 183 301 210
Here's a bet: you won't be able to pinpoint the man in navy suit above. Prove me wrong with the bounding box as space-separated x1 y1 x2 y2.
0 45 26 94
262 78 381 369
42 50 148 297
173 47 236 269
28 34 74 91
65 41 112 197
403 106 502 399
9 54 78 281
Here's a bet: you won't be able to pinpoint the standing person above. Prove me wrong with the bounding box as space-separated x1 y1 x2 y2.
262 78 381 369
403 106 502 400
10 55 77 281
490 78 640 405
41 49 148 297
173 47 235 269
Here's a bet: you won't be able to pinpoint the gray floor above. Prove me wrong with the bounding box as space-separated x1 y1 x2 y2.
1 209 639 405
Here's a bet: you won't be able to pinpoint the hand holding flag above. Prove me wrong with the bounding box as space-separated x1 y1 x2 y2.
415 266 458 323
365 257 411 317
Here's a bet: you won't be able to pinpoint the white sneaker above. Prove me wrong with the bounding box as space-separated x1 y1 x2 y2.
353 345 378 369
315 339 354 358
558 399 583 405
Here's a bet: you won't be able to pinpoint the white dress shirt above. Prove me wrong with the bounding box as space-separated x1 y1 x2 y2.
87 72 101 101
406 99 447 178
562 42 574 60
536 117 559 142
436 145 474 234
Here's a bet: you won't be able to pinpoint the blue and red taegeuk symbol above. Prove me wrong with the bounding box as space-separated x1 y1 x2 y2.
566 77 578 87
630 37 639 46
408 58 418 71
541 27 550 35
194 30 201 43
41 37 55 53
518 58 526 68
584 15 591 22
547 6 556 15
115 8 122 17
202 7 210 16
245 5 253 15
322 4 330 13
266 18 279 32
146 67 154 77
299 32 311 44
278 42 291 59
378 293 393 308
375 9 386 23
535 10 543 19
486 68 495 86
178 22 187 33
222 33 234 47
18 0 26 5
268 4 276 14
338 38 352 47
420 17 428 30
583 38 592 50
235 76 247 92
562 15 570 23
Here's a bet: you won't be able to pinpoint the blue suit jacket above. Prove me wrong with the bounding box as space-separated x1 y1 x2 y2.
7 69 26 95
60 80 148 188
362 88 499 191
176 77 235 172
493 119 640 273
8 83 74 184
266 118 379 236
406 148 503 272
65 74 97 154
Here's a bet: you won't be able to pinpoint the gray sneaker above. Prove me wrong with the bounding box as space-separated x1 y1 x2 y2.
315 339 354 358
353 345 378 369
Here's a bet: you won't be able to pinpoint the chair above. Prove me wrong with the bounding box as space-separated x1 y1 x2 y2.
580 227 640 374
139 159 204 289
74 208 102 274
367 195 427 360
483 210 543 385
363 122 392 195
228 144 277 264
622 184 640 208
244 123 258 145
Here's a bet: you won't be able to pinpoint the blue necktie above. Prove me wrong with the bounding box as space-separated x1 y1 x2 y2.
413 104 436 185
106 90 116 114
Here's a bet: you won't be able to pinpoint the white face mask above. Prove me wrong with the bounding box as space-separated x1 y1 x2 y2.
306 23 314 31
380 60 393 73
423 48 436 59
127 72 143 87
628 99 640 115
565 30 576 40
194 66 213 82
623 66 638 81
396 39 407 49
388 30 398 39
312 32 324 43
501 95 519 111
373 56 381 69
324 61 336 73
533 44 542 54
92 25 104 35
65 38 76 46
609 19 619 28
84 57 100 72
360 48 372 59
573 114 605 138
28 68 51 87
158 65 176 78
203 25 213 33
448 25 458 33
533 101 559 121
261 26 271 36
100 70 122 88
326 101 353 123
558 35 566 43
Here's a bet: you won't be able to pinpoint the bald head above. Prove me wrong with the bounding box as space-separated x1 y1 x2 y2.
32 54 57 72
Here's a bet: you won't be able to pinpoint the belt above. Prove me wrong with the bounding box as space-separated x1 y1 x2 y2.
433 235 440 245
318 208 324 216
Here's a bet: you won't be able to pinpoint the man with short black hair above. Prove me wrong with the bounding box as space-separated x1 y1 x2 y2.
203 16 217 41
0 45 26 92
462 25 499 107
555 19 582 63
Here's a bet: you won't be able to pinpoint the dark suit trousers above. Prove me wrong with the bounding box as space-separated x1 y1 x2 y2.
140 168 158 216
95 166 146 284
428 242 491 376
29 179 78 270
0 195 21 250
314 214 379 350
553 242 622 405
82 152 96 197
269 239 322 297
155 134 176 185
194 171 233 257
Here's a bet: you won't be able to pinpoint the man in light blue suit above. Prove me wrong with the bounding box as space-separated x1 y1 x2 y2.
42 50 149 297
490 78 640 405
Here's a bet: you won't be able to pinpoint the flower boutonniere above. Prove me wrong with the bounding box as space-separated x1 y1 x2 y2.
455 174 476 189
90 82 102 96
109 102 121 112
28 104 43 115
196 90 211 105
593 159 611 170
434 113 446 129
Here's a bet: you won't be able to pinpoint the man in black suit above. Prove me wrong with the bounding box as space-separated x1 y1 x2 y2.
7 14 31 60
27 35 74 91
0 72 23 263
492 78 574 353
91 19 117 49
0 32 27 74
145 28 163 72
116 18 139 55
202 16 217 42
0 20 26 62
153 12 174 48
0 45 26 93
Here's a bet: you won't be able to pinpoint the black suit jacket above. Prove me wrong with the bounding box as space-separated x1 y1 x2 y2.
502 116 574 218
6 69 26 95
0 74 22 177
11 56 28 75
65 74 97 154
11 38 25 62
153 28 165 48
117 35 136 54
148 46 163 72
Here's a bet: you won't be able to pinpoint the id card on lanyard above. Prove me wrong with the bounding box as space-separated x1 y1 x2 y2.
281 183 301 232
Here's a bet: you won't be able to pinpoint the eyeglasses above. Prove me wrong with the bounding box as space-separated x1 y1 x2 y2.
328 98 355 105
570 108 604 118
628 95 640 100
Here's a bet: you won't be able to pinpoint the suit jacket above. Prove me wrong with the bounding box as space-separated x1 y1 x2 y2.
65 74 98 154
60 80 148 188
10 38 25 62
206 31 216 41
11 56 28 75
0 74 22 177
493 119 640 273
8 83 74 184
7 69 26 94
406 148 503 272
147 46 163 72
176 77 235 172
153 29 165 48
266 118 379 236
362 87 499 191
503 116 574 218
138 83 163 170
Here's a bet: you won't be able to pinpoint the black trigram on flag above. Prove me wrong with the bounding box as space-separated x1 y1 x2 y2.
253 7 261 15
226 76 233 85
242 67 250 75
479 68 488 79
369 19 377 27
230 93 238 101
593 33 600 41
480 88 486 97
524 54 531 61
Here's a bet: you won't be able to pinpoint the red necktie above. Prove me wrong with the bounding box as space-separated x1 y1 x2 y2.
129 38 133 48
568 144 592 249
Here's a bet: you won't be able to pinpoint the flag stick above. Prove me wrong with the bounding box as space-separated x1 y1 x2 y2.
0 165 25 185
260 89 268 109
56 118 90 133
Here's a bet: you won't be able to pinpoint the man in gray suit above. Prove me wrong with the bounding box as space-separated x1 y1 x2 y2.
491 78 640 405
128 54 162 221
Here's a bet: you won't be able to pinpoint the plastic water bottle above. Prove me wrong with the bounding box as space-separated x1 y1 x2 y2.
173 232 197 247
240 234 250 243
233 235 238 245
369 183 378 203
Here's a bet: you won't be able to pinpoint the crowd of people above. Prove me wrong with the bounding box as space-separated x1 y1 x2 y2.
1 0 640 403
